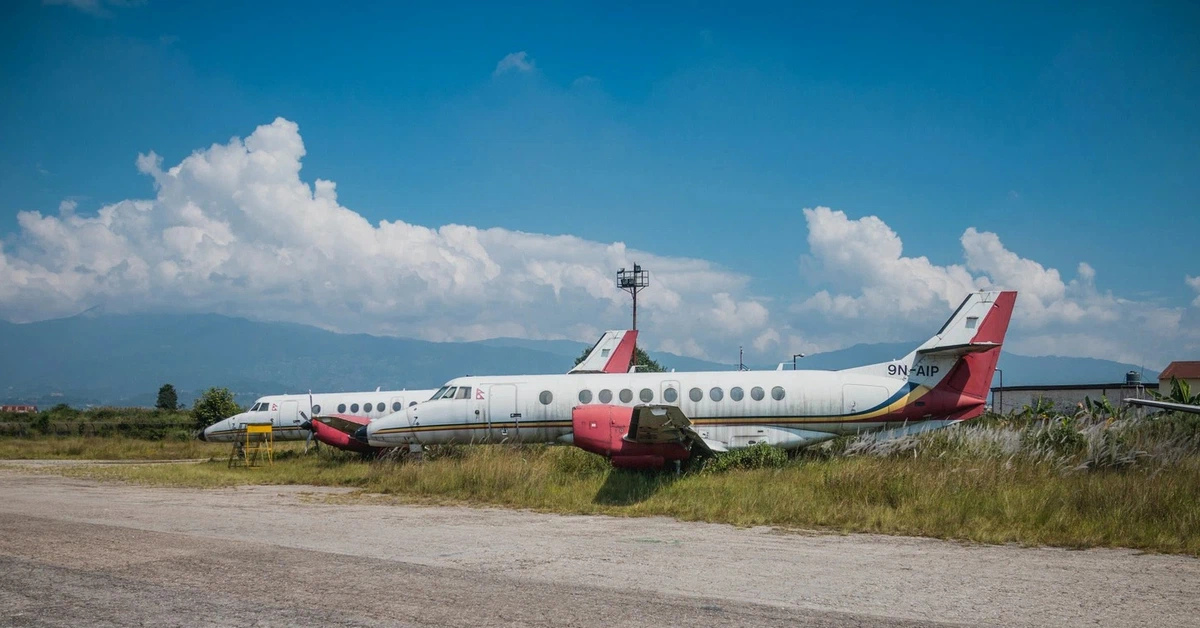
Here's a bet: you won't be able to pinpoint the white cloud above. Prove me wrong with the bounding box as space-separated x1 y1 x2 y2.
493 51 535 76
0 118 771 361
2 120 1193 368
794 207 1196 366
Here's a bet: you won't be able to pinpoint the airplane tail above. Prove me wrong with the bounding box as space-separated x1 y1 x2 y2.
569 330 639 374
843 290 1017 419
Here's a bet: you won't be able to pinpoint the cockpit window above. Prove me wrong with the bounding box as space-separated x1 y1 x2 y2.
454 387 471 400
430 386 449 400
249 403 259 411
442 387 458 400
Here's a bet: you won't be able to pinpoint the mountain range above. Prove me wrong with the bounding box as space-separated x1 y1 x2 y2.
0 312 1154 407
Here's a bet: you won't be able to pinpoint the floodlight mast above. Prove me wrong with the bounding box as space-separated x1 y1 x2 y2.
616 264 649 332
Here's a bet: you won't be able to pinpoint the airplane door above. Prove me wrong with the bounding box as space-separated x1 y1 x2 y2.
488 385 518 442
280 401 300 433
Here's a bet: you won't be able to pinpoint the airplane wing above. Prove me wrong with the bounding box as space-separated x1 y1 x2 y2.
569 330 639 374
1124 398 1200 415
624 405 724 455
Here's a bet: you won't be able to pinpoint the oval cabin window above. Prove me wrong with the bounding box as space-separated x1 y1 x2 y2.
539 390 553 405
337 403 346 413
578 390 593 404
730 387 743 402
689 388 703 402
599 389 613 403
663 388 678 403
639 388 654 403
619 389 633 403
710 387 723 401
392 402 402 412
350 404 359 413
312 404 322 414
750 387 764 401
771 386 786 401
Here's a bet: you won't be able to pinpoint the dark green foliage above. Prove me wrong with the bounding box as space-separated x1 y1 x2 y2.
0 406 194 440
701 443 789 473
192 387 241 431
1150 377 1200 405
156 384 179 411
1027 415 1087 458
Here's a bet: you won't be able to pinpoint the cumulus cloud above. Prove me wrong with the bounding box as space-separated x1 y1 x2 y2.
794 207 1196 366
0 118 772 360
493 51 536 76
2 120 1193 367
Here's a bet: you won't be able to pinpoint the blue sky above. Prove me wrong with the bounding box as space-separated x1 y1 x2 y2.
1 0 1198 366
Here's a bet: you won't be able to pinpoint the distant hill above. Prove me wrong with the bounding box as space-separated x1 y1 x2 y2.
0 314 1152 407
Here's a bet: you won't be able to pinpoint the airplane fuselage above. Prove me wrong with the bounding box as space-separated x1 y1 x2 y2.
201 390 435 442
368 360 970 450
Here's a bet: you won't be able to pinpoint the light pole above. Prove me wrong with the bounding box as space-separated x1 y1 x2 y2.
793 353 805 371
617 264 649 331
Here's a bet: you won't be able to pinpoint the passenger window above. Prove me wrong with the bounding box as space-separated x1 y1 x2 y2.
772 386 786 401
350 403 360 413
599 389 613 403
455 387 471 400
663 388 678 403
409 401 418 407
710 387 723 401
730 387 743 402
689 388 703 402
337 403 346 413
392 402 402 412
751 387 764 401
312 404 322 414
362 402 371 413
619 389 633 403
540 391 553 405
639 388 653 403
377 402 385 412
579 390 593 404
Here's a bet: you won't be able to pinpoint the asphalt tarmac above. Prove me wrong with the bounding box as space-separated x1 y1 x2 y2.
1 469 1196 627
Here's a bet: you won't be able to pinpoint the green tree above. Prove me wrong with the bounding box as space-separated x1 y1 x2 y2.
192 387 240 431
156 384 179 411
574 345 665 373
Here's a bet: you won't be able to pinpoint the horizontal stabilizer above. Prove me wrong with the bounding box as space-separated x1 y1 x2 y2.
569 330 638 374
917 341 1001 356
1124 398 1200 415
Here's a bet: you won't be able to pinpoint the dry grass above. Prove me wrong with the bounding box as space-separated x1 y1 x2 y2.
0 436 293 460
45 436 1200 555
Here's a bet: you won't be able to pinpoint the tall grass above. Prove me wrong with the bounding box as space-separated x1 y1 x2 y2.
42 409 1200 555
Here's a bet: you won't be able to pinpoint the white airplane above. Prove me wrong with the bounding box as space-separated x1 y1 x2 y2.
199 329 642 447
366 290 1017 468
199 390 434 443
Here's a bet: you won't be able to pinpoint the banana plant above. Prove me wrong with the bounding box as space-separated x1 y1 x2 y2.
1149 377 1200 405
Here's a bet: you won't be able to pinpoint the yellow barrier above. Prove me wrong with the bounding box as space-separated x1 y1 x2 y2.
228 423 274 467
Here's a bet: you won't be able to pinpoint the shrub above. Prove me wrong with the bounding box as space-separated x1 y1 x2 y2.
702 443 789 473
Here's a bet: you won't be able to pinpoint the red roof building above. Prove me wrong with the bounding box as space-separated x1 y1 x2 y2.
1158 361 1200 394
0 405 38 414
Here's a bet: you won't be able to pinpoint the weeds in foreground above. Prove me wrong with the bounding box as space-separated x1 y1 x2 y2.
9 409 1200 555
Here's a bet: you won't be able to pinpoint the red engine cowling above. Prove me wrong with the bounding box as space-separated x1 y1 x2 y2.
571 405 691 469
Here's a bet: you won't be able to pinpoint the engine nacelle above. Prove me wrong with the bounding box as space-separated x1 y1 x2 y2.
571 405 690 469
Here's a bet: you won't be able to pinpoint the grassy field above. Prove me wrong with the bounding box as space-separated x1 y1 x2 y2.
0 436 275 460
21 412 1198 556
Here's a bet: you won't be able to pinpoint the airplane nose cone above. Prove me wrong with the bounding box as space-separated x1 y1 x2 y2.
197 428 207 441
352 425 369 444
